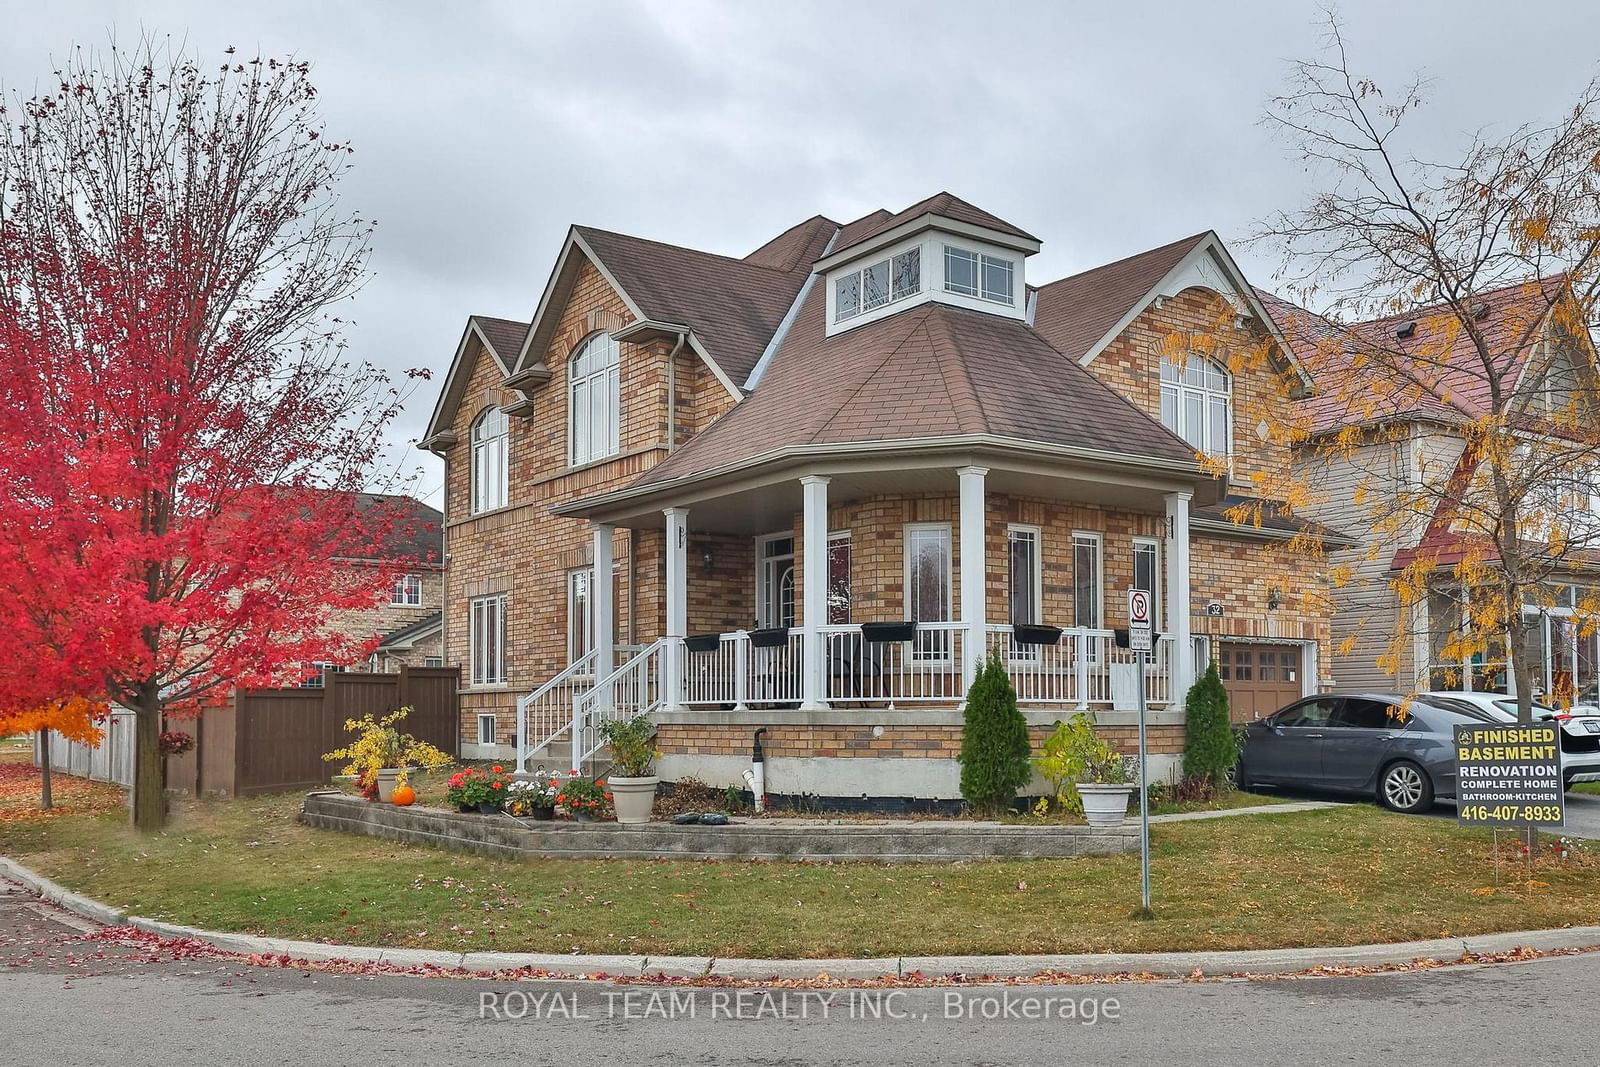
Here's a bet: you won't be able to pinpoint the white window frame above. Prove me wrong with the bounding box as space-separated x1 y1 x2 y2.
1072 531 1103 630
1006 524 1043 627
568 332 621 467
424 656 443 668
470 407 509 514
943 244 1015 306
567 567 594 664
904 522 954 661
1159 354 1233 457
468 593 507 687
1132 536 1162 628
391 573 423 606
834 247 922 324
476 713 496 747
826 530 852 625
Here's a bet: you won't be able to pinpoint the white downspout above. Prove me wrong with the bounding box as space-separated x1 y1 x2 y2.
664 332 687 452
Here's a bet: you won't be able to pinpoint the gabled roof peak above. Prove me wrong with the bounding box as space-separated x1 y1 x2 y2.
821 192 1039 266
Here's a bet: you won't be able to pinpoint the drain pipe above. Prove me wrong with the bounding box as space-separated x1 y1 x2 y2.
741 727 767 812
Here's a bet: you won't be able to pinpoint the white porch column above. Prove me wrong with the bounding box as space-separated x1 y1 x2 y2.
663 507 689 712
591 524 615 674
799 475 831 711
1164 491 1194 701
958 466 989 691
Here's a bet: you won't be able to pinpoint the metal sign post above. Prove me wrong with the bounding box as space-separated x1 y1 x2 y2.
1128 587 1154 918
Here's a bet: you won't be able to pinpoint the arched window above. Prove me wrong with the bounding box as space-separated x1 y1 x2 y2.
569 333 621 466
1159 354 1231 455
470 407 508 514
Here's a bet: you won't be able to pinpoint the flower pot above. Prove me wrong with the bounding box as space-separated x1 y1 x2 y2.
749 627 790 649
1012 623 1064 647
374 767 409 803
531 805 555 821
861 621 916 643
609 774 659 824
477 801 502 815
457 803 477 814
1077 783 1135 828
684 633 723 653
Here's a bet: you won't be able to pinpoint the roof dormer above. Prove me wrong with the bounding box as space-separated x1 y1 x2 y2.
816 193 1040 336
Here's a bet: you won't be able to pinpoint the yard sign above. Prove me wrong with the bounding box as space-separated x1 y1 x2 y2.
1453 723 1564 827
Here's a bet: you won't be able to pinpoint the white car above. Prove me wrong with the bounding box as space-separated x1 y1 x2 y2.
1421 691 1600 788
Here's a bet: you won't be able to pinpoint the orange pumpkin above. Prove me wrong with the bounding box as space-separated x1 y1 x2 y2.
391 784 416 807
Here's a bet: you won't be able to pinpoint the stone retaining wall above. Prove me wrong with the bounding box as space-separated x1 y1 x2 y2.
300 792 1137 863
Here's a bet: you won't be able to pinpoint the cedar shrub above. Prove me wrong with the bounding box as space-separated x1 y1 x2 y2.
959 653 1032 813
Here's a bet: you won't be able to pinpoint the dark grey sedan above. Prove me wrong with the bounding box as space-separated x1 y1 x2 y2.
1236 693 1487 814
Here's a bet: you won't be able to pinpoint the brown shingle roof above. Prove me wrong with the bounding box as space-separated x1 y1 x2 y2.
576 225 815 385
742 215 840 272
472 315 529 369
635 281 1198 487
1031 232 1210 363
829 192 1037 259
1262 278 1563 434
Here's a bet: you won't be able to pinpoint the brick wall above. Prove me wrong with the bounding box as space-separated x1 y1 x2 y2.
441 259 741 747
1086 287 1293 490
318 564 444 670
655 721 1185 760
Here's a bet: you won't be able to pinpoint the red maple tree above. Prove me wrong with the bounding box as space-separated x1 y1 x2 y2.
0 39 423 829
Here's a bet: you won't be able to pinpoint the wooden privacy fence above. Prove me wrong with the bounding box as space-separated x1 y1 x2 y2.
167 666 459 797
33 707 136 787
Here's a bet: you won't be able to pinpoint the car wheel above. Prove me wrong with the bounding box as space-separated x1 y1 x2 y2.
1378 760 1434 814
1235 759 1253 791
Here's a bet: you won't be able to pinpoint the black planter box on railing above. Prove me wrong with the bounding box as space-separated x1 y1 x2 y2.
1012 623 1064 647
860 621 917 643
749 626 791 648
684 633 723 653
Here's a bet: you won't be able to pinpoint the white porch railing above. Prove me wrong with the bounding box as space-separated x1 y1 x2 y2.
986 625 1175 708
822 622 967 706
515 645 645 773
571 639 667 765
681 630 805 709
530 625 1175 770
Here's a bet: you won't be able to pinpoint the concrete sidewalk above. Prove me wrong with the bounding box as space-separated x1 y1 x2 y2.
5 853 1596 982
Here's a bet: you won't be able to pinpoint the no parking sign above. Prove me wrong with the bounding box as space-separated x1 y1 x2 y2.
1128 587 1152 653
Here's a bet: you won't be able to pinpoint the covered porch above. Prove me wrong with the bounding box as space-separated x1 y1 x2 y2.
531 442 1216 773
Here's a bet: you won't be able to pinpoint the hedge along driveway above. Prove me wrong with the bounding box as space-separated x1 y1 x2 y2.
2 790 1598 960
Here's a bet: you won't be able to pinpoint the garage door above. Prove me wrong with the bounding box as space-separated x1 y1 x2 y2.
1217 643 1303 722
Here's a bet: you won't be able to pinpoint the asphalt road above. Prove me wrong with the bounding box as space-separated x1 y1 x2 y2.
3 879 1594 1065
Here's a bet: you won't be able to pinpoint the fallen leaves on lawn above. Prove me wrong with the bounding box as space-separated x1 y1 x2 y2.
0 763 124 820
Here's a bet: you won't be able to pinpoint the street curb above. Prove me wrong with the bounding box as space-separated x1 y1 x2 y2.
5 854 1600 980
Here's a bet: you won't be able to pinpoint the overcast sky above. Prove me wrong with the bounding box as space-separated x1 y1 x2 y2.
5 0 1600 507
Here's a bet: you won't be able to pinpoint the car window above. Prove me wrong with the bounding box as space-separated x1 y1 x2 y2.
1274 698 1337 728
1331 699 1401 729
1490 699 1559 720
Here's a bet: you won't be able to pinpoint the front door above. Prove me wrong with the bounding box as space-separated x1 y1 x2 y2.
1218 643 1304 722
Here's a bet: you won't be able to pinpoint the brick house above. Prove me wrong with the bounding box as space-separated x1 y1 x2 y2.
1268 280 1600 702
422 193 1344 801
300 492 445 685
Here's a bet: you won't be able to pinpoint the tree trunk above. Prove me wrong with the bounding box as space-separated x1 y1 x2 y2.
1504 600 1539 857
131 685 165 831
38 729 52 811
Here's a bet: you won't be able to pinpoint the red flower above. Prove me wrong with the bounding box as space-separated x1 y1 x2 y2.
492 781 503 790
492 765 503 774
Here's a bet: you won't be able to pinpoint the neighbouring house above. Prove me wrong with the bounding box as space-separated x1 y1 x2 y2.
1270 279 1600 702
422 192 1344 802
300 491 445 685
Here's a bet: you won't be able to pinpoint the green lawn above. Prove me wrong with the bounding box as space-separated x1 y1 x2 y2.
3 784 1597 959
1574 782 1600 797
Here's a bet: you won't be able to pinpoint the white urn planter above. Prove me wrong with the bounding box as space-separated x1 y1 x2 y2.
1077 783 1135 828
374 767 409 803
608 775 659 824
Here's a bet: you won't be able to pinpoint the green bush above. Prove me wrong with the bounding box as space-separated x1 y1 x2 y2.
958 653 1032 814
1182 661 1237 787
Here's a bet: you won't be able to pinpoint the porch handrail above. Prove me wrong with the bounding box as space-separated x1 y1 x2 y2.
571 638 668 767
820 621 966 707
515 648 598 774
984 624 1175 708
